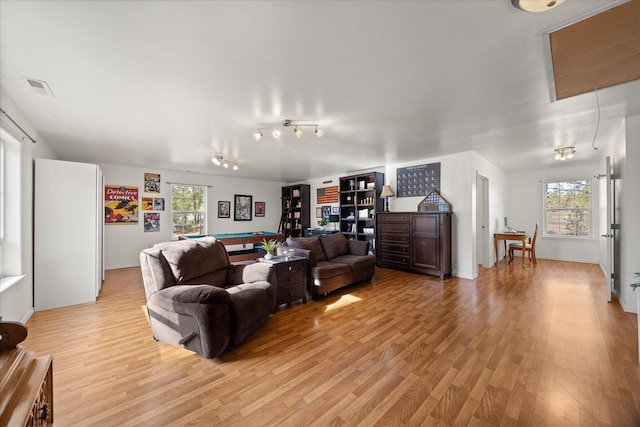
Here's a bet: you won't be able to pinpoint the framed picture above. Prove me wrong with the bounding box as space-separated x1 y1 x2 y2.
332 206 340 214
316 207 322 218
144 172 160 193
255 201 265 217
142 197 153 211
144 212 160 232
322 205 331 219
153 197 165 211
234 195 252 221
218 201 230 218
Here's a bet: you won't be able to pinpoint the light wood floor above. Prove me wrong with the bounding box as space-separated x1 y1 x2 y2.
22 260 639 426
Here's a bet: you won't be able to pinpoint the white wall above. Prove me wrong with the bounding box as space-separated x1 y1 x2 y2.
619 115 640 313
384 152 475 279
100 163 285 269
506 162 601 264
0 88 58 322
472 152 509 274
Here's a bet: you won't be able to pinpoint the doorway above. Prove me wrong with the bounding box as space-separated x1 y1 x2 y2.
600 155 621 302
476 174 490 271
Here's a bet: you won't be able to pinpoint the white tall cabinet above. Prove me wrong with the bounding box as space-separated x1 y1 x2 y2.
34 159 104 310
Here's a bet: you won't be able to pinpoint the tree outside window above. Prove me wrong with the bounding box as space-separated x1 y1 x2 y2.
544 180 591 237
171 184 207 238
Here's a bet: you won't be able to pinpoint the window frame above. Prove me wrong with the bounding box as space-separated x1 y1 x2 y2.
0 138 4 279
542 179 593 239
170 184 208 239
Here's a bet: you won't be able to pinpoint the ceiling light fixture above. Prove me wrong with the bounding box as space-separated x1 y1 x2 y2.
253 119 324 140
211 155 239 171
554 146 575 161
511 0 565 12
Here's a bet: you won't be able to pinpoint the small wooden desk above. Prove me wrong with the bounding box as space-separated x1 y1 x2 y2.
494 231 527 267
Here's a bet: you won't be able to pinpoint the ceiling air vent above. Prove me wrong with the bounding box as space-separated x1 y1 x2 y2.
22 77 55 97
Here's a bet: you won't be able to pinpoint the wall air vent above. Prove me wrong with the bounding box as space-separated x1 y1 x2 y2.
22 77 55 97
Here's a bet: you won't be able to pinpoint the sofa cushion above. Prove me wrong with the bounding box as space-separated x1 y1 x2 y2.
287 236 327 262
330 254 376 271
226 281 274 347
155 237 229 285
320 233 349 260
311 261 351 280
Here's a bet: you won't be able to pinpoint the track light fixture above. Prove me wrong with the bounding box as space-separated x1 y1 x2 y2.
554 146 575 161
211 155 239 171
253 119 324 141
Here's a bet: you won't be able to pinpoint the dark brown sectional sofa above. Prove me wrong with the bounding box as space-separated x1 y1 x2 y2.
280 232 376 298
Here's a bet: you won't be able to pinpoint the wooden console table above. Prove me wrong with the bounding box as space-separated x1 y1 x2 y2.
0 322 53 426
494 231 527 267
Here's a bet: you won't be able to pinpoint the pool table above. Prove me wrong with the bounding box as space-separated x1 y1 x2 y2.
179 231 283 263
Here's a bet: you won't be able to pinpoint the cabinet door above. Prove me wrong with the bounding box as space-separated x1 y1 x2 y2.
412 214 439 270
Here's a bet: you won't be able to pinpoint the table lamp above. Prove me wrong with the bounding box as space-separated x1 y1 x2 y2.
380 185 394 212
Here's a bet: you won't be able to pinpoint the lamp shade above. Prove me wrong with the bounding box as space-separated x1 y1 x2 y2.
380 185 395 198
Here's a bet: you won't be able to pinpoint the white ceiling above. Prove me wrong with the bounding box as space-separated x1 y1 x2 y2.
1 0 638 182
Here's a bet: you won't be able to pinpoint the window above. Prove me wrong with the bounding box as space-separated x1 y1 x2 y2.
171 184 207 238
0 128 24 288
544 180 592 237
0 138 4 279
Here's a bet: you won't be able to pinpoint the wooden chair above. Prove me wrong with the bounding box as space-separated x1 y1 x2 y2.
508 223 538 266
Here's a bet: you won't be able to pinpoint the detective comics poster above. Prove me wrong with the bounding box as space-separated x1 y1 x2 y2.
105 185 139 224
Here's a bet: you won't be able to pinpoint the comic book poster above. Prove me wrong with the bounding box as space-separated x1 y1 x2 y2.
153 197 165 211
144 212 160 232
144 173 160 193
105 185 138 224
142 197 153 211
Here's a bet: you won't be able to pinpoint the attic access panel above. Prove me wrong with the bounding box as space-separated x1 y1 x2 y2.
550 0 640 100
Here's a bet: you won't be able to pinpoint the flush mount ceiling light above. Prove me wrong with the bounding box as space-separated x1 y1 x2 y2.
211 155 239 170
511 0 565 12
554 146 575 161
253 119 324 140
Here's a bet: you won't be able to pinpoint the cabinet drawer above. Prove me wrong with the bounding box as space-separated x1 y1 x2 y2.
274 260 306 275
277 270 305 286
379 243 409 254
277 283 305 301
379 223 410 234
380 252 409 265
380 234 410 244
378 213 410 223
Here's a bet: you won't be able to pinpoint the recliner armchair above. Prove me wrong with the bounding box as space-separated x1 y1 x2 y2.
140 237 276 359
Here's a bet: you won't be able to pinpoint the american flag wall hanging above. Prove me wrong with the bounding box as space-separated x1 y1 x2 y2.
317 186 339 204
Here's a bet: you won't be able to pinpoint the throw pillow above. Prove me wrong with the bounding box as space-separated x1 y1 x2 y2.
320 233 349 260
287 236 327 262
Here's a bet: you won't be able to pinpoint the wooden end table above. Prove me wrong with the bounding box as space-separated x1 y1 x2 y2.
260 255 308 306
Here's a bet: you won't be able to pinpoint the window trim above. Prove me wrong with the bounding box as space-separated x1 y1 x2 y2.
0 138 4 279
542 178 594 239
170 184 208 239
